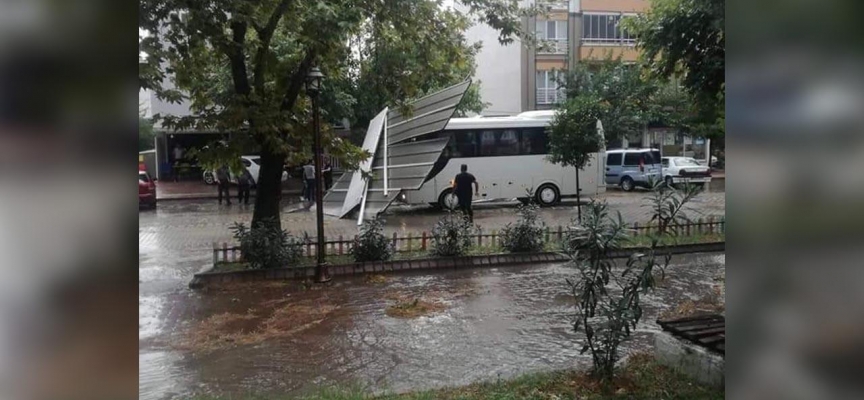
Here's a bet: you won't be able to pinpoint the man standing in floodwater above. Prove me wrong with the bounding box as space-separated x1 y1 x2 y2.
453 164 479 222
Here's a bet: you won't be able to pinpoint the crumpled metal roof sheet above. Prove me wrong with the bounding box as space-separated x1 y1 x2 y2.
321 80 470 219
322 108 387 218
387 80 471 145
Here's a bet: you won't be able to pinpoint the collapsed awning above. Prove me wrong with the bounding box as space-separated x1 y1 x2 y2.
358 137 450 219
321 80 471 222
321 108 387 218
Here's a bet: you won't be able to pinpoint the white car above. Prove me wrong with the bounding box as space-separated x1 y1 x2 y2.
661 157 712 187
202 155 288 186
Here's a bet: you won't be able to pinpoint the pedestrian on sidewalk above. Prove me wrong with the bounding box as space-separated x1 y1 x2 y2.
453 164 478 223
302 160 316 203
172 143 184 182
237 167 253 205
215 164 231 205
323 159 333 190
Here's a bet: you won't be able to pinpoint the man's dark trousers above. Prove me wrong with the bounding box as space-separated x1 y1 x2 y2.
237 183 250 204
305 179 316 202
457 195 473 223
218 183 231 205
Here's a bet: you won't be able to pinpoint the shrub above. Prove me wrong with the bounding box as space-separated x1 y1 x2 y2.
564 202 631 380
566 182 700 382
500 201 545 253
350 219 394 262
430 211 477 257
230 218 303 269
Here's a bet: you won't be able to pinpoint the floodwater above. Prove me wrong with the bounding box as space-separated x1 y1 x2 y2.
139 252 725 399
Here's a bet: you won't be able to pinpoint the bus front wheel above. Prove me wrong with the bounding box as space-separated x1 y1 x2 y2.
535 184 560 206
438 189 459 211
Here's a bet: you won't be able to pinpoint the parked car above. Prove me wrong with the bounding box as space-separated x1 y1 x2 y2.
202 155 289 186
139 170 157 208
661 156 712 187
604 149 663 191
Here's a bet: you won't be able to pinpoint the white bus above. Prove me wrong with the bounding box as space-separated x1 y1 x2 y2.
402 110 606 208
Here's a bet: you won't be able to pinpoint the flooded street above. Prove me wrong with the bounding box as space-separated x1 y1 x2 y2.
140 185 724 399
139 250 724 399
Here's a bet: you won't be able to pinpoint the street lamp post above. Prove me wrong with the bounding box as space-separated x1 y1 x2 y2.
306 66 330 283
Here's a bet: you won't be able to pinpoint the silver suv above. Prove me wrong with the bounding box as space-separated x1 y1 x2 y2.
604 149 663 191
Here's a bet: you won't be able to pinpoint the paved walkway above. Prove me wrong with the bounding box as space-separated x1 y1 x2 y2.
155 172 349 200
156 180 303 200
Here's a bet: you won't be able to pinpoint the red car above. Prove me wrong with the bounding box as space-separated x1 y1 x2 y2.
139 171 157 209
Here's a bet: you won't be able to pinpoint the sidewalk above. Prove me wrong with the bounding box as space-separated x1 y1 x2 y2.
157 171 722 201
156 179 304 201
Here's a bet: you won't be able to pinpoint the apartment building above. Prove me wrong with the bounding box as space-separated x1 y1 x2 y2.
527 0 645 110
461 0 646 114
464 1 711 162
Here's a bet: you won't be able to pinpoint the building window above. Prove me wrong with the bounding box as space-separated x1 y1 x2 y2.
536 70 565 105
582 14 635 45
536 20 568 54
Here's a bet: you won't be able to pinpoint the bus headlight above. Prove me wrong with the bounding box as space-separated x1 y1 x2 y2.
398 193 407 202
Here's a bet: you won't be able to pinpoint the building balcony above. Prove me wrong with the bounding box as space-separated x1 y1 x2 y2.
538 39 569 54
581 37 637 46
539 0 569 10
536 88 565 105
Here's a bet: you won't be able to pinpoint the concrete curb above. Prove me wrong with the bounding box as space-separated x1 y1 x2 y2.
655 332 725 388
189 242 725 289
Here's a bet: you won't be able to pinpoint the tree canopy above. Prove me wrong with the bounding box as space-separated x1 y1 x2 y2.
559 60 658 146
547 94 605 170
139 113 154 152
627 0 725 142
331 1 489 130
139 0 537 228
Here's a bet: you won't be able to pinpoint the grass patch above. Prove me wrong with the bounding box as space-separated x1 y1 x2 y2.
213 261 252 272
189 353 723 399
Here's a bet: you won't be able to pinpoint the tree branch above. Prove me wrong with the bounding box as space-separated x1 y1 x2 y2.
228 20 251 96
257 0 293 38
253 0 293 92
280 50 316 112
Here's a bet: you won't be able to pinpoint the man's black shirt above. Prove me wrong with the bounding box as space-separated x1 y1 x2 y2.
454 172 476 200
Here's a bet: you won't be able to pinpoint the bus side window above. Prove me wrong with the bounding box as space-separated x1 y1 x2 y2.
453 130 477 157
498 129 519 155
479 130 497 156
521 128 547 155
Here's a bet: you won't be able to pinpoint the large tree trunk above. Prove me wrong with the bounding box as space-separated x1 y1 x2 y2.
252 147 286 230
